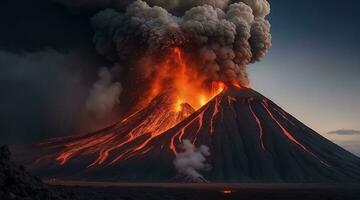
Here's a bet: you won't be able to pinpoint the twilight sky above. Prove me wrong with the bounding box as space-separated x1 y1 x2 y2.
0 0 359 155
249 0 360 155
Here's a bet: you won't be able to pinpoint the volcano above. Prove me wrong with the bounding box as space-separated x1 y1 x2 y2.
19 87 360 183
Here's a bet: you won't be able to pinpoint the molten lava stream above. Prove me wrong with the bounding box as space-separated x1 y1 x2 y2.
169 131 181 155
169 104 209 155
270 106 295 126
261 100 329 167
248 98 265 150
49 47 228 167
56 133 117 165
88 134 133 167
210 96 222 134
114 48 225 159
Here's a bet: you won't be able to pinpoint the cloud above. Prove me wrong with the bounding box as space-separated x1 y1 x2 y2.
173 139 211 182
327 129 360 135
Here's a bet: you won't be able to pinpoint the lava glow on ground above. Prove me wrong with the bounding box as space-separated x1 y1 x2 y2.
220 189 236 194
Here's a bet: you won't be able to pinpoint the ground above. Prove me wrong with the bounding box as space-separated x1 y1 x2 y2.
48 181 360 200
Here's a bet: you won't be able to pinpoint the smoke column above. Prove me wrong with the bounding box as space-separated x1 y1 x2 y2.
51 0 272 134
56 0 271 88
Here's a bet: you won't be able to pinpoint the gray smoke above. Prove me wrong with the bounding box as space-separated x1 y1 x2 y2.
173 139 211 181
57 0 271 86
85 66 123 119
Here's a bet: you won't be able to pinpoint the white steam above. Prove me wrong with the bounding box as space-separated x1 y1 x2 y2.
85 66 122 119
173 139 211 181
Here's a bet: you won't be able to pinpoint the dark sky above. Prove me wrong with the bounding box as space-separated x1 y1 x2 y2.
0 0 359 155
0 0 104 143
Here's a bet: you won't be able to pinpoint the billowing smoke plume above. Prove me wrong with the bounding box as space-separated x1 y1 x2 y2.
57 0 271 87
85 66 122 119
173 139 211 182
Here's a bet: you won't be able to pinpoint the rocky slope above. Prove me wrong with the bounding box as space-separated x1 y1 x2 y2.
0 145 75 199
16 88 360 183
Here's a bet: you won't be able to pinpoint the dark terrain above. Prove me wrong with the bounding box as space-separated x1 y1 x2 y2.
49 181 360 200
1 145 360 200
0 145 75 200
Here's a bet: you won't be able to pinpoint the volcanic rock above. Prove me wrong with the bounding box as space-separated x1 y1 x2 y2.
16 88 360 183
0 145 75 200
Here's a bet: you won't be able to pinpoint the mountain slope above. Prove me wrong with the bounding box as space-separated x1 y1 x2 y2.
18 88 360 183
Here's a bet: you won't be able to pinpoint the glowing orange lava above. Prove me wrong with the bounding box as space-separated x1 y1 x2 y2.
232 80 250 89
169 48 225 112
248 98 265 150
146 47 224 113
50 47 226 166
261 99 329 167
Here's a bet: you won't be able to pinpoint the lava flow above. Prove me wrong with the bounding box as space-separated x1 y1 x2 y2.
36 48 226 167
18 0 360 183
32 48 328 178
28 83 360 183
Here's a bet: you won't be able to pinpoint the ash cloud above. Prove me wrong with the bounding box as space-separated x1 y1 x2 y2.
58 0 272 87
173 140 211 182
327 129 360 135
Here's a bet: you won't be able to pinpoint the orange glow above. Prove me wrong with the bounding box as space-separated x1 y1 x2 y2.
262 99 329 167
175 99 184 112
146 47 225 113
210 96 221 134
220 189 236 194
248 98 265 150
47 47 229 166
199 95 207 107
231 80 250 89
163 48 225 112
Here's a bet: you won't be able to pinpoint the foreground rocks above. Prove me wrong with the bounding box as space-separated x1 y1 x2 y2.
0 145 76 200
51 183 360 200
